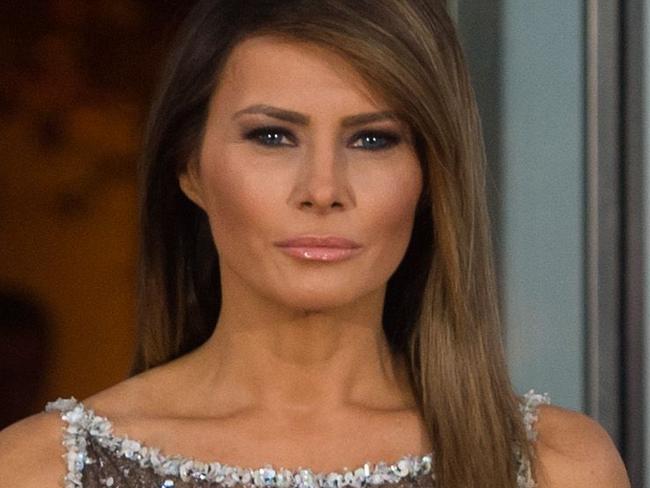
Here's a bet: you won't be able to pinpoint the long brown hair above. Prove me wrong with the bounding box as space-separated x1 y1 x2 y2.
132 1 535 486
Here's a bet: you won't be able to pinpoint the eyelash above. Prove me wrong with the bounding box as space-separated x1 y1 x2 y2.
243 126 401 151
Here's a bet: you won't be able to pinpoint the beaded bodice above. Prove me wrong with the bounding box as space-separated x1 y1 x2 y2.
45 389 550 488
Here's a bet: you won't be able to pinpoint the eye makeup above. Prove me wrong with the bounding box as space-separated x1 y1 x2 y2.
241 125 402 151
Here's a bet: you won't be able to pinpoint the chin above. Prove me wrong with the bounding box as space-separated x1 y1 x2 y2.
274 284 379 313
283 294 354 313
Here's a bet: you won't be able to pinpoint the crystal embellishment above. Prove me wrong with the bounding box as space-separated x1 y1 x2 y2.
515 389 551 488
44 397 434 488
45 389 549 488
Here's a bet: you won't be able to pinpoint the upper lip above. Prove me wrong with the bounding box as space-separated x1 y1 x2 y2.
274 235 362 248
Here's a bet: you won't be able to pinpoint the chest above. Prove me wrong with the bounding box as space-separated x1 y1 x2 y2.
108 408 431 475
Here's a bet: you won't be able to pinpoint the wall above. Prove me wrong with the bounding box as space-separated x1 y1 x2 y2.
642 0 650 480
457 0 585 410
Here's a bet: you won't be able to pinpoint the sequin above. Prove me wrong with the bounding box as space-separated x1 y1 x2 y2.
45 390 549 488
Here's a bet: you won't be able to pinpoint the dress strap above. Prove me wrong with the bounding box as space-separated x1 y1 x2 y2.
45 396 99 488
515 389 551 488
520 389 552 442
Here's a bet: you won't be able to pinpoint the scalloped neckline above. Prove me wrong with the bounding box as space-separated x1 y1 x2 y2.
46 396 435 486
45 389 550 487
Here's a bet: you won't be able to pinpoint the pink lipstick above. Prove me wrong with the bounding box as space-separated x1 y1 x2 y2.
273 235 362 262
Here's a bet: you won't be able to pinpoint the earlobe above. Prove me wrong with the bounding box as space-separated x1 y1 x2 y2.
178 170 206 210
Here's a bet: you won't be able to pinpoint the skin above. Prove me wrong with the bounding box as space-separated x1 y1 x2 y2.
0 34 631 488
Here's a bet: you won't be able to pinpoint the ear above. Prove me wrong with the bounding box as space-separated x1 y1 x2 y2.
178 166 207 210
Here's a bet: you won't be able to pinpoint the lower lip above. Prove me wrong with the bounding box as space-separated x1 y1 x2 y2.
277 246 362 262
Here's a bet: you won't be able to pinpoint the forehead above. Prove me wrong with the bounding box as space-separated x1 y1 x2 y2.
212 34 387 112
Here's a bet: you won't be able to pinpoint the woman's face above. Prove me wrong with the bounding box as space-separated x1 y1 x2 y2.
179 35 423 312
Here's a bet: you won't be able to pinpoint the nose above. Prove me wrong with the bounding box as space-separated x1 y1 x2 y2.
290 143 354 213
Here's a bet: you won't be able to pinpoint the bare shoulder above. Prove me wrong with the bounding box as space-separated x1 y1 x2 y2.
534 403 631 488
79 355 188 418
0 409 68 487
0 353 202 487
0 367 168 488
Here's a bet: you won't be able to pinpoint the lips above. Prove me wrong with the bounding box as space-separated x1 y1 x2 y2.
273 235 363 262
273 235 362 249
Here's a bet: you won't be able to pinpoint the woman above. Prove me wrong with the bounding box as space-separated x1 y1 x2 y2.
0 1 630 487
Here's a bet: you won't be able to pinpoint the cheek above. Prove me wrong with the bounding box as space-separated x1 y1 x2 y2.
361 164 423 272
198 155 282 257
368 165 422 237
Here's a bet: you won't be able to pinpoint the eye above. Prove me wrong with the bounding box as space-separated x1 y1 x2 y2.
350 130 401 151
244 126 294 147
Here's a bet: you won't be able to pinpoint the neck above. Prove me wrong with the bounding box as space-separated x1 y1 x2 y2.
183 269 416 415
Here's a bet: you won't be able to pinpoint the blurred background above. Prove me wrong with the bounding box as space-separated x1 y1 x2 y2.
0 0 194 423
0 0 647 486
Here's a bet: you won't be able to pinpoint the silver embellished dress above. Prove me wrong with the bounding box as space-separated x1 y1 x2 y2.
45 389 550 488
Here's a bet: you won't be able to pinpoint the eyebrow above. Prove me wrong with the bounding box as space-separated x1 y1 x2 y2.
232 104 402 127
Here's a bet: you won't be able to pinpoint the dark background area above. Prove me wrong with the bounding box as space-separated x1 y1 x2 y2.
0 0 194 429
